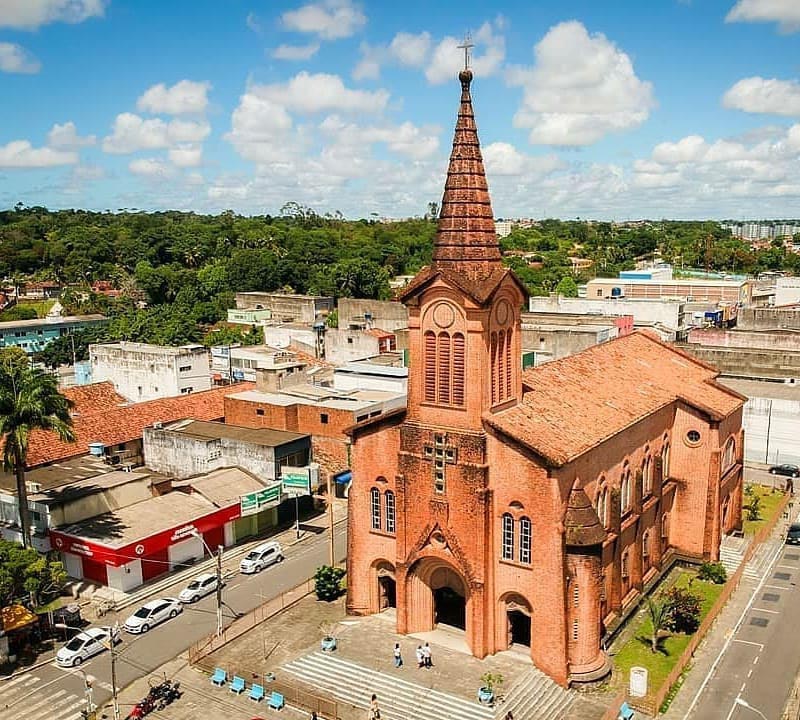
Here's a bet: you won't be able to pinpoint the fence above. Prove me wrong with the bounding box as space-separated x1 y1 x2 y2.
188 577 315 664
626 490 792 716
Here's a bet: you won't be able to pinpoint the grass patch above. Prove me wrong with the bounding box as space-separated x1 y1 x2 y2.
612 569 724 694
0 300 56 319
743 484 785 536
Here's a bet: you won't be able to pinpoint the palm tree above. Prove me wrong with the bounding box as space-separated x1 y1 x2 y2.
0 351 75 548
647 597 669 653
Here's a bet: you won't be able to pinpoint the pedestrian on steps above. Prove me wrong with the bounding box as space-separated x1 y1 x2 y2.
415 645 424 668
422 641 432 668
393 642 403 668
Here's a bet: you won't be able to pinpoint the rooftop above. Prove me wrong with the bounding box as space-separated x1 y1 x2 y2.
63 381 127 414
0 314 106 330
229 384 405 412
335 362 408 378
588 278 748 288
486 331 744 467
91 341 207 356
26 382 255 468
175 466 272 508
157 418 308 447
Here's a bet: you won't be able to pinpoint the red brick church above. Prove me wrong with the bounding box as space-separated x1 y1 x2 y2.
345 68 744 686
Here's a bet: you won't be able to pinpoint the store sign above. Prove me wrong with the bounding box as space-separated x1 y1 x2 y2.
170 524 197 543
282 467 311 497
240 484 282 516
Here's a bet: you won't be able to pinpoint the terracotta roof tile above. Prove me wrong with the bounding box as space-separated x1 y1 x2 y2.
565 488 606 547
485 332 743 467
62 381 126 414
27 383 254 468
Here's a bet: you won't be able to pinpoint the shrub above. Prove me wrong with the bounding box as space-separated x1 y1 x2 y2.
745 494 761 521
314 565 346 601
664 586 702 634
698 561 727 585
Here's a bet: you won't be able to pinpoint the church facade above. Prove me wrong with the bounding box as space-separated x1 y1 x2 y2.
345 70 745 686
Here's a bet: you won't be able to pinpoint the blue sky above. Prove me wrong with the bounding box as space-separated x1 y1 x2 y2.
1 0 799 219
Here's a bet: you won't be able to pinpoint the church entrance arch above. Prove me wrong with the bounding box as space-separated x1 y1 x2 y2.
406 558 469 634
501 593 532 649
373 561 396 612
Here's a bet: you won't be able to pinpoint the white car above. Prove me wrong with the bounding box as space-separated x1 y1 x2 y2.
178 573 220 603
55 626 120 667
239 541 283 574
123 598 182 634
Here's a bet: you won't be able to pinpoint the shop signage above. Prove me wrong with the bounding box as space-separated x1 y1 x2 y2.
282 467 311 497
240 484 282 516
170 524 197 543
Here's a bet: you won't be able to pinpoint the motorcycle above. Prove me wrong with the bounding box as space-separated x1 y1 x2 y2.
126 695 155 720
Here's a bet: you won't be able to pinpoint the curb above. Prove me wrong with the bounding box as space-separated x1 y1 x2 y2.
1 653 57 680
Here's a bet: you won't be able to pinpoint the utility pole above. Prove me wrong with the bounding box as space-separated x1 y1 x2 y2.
216 545 224 637
327 473 335 567
109 626 120 720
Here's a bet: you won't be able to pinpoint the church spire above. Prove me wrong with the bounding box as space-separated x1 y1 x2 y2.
432 66 502 283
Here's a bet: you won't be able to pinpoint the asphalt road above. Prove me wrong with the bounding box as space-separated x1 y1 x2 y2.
689 468 799 720
0 522 347 720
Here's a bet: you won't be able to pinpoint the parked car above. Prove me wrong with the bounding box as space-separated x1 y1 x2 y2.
787 523 800 545
123 598 182 634
239 541 283 574
178 573 220 604
770 464 799 478
55 626 120 667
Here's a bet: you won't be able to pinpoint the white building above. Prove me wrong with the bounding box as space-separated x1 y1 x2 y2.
333 361 408 393
495 219 514 238
211 344 307 385
89 342 211 402
776 277 800 307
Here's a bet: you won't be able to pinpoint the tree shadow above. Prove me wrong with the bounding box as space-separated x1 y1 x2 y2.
635 634 669 656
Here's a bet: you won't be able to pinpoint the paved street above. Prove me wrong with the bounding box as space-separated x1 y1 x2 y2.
0 520 347 720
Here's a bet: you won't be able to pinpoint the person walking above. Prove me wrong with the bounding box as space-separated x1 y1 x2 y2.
369 693 381 719
415 645 424 668
422 641 432 668
393 642 403 668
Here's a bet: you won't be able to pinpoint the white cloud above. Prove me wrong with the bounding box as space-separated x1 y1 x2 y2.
509 21 655 146
0 0 106 30
47 121 96 149
390 32 432 68
723 76 800 116
71 164 105 182
319 114 440 160
726 0 800 33
352 43 382 80
129 157 175 178
0 42 40 73
168 144 203 167
281 0 366 40
482 142 563 177
137 80 211 115
225 91 299 165
185 171 204 186
0 140 77 168
246 12 261 34
272 43 320 61
426 21 505 85
257 72 389 114
102 113 210 154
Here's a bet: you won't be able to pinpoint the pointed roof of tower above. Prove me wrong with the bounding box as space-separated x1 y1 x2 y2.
399 71 527 306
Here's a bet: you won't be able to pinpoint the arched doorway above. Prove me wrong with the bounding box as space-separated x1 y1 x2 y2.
374 561 396 611
405 558 470 636
501 593 532 649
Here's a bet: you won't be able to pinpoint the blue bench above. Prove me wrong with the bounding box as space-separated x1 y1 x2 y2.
619 702 635 720
210 668 227 687
268 691 285 710
249 684 265 703
229 676 246 694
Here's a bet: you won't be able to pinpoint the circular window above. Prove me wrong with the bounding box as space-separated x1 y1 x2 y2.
686 430 701 444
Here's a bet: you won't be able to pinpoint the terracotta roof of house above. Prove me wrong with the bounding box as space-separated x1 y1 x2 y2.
26 382 254 468
564 488 606 547
366 328 395 340
485 332 744 467
62 381 126 414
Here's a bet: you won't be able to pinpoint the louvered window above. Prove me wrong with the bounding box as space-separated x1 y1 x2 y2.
424 331 436 402
498 330 506 403
502 513 514 560
505 329 513 399
452 333 465 406
437 332 451 404
490 332 498 405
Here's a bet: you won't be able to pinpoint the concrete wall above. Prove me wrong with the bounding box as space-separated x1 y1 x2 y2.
688 328 800 351
325 329 381 363
262 326 318 351
776 277 800 307
679 344 800 382
519 323 616 363
89 343 211 401
738 307 800 331
236 292 334 323
337 298 409 332
46 477 153 528
741 395 800 466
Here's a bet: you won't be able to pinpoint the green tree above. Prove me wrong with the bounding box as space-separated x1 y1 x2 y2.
647 597 669 652
0 540 67 607
555 275 579 297
0 349 75 547
0 305 38 321
314 565 346 601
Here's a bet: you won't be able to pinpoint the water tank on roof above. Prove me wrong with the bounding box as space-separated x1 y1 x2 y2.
88 442 105 456
611 287 624 298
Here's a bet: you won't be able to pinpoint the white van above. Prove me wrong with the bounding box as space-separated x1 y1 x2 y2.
239 541 284 574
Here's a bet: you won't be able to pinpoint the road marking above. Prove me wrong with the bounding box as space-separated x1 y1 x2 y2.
777 564 796 569
740 682 747 693
753 655 760 664
764 584 787 590
733 639 765 649
752 607 780 614
747 669 753 678
0 688 67 719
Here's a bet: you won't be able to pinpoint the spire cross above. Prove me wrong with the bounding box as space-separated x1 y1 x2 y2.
457 33 473 71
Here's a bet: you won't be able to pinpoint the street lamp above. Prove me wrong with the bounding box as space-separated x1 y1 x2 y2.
189 529 224 637
735 697 768 720
55 624 119 720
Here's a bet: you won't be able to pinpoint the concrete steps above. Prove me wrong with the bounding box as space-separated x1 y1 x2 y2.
282 651 574 720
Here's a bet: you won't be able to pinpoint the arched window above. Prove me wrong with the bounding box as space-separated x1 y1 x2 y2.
723 437 736 471
661 512 670 541
642 530 651 570
505 329 513 399
662 442 670 479
370 487 381 530
596 482 608 527
519 516 532 564
621 472 631 513
424 328 466 408
621 549 630 578
490 332 498 405
643 457 653 496
497 330 506 405
384 491 396 534
502 513 514 560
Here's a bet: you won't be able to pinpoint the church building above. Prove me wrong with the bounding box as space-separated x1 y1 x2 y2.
345 68 745 687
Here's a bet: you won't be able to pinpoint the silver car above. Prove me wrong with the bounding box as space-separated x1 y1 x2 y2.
55 626 120 667
123 598 182 634
178 573 220 603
